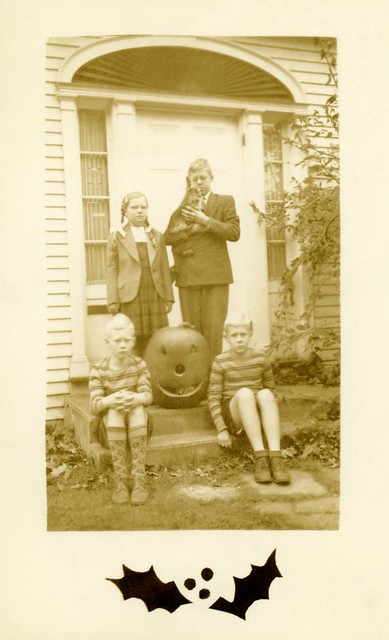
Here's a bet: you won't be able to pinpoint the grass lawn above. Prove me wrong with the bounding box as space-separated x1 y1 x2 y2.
46 453 339 531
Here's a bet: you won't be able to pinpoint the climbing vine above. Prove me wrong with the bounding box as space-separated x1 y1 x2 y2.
251 38 340 379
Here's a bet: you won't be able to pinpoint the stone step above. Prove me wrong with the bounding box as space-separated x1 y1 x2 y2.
63 385 330 467
147 431 220 466
148 402 214 435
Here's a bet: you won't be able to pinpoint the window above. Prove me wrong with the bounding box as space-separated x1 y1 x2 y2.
78 109 110 284
263 124 286 279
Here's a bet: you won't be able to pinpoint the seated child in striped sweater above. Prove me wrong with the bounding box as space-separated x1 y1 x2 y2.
207 314 291 485
89 314 153 506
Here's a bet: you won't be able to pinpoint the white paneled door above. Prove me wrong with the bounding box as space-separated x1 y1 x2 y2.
134 108 248 327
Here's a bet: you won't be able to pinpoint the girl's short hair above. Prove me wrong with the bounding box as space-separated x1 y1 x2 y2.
106 313 134 337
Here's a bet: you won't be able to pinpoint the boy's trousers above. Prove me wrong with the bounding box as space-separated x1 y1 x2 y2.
178 284 229 363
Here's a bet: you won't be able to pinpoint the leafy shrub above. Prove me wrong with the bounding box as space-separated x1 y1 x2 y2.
273 354 340 386
281 420 340 467
46 425 110 490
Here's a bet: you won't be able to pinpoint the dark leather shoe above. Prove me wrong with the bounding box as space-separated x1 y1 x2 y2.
130 479 149 506
254 455 272 484
112 479 130 505
269 455 291 485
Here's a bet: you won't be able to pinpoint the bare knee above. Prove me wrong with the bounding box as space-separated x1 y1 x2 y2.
235 387 256 403
105 408 127 428
256 388 276 406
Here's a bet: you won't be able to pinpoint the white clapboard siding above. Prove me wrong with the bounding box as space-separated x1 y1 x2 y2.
47 293 70 306
47 305 71 320
45 183 66 196
45 218 68 232
45 117 63 134
45 194 67 208
47 342 72 357
46 244 68 258
46 269 70 283
45 169 66 183
45 207 67 221
45 35 339 420
47 261 69 277
47 381 71 396
46 230 68 244
47 356 73 370
47 396 65 410
47 368 70 383
47 331 73 345
45 107 62 121
312 264 340 366
45 93 65 109
44 131 64 147
315 317 340 329
48 318 71 336
45 39 75 420
45 156 64 171
45 145 65 160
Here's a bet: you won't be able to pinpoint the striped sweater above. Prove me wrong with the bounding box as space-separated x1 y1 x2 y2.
207 348 276 433
89 356 153 417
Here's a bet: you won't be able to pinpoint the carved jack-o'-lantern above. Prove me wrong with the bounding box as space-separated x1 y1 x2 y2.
144 324 210 408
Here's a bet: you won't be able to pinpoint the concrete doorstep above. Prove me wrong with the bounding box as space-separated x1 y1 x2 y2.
63 384 336 468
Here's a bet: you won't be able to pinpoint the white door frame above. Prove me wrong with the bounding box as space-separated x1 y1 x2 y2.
57 84 308 377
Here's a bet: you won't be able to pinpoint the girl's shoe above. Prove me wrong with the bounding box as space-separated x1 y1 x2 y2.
269 452 291 485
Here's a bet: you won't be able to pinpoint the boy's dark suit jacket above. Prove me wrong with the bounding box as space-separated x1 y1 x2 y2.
106 225 174 306
164 192 240 287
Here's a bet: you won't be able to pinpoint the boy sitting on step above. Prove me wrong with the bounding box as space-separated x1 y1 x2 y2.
207 314 291 485
89 314 153 506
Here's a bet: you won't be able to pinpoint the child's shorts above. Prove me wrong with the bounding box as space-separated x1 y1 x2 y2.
221 400 243 436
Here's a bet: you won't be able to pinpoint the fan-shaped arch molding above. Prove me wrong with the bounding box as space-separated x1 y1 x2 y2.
58 36 307 104
73 46 293 102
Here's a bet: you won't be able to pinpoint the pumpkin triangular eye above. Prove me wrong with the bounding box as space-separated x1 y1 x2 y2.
189 344 198 353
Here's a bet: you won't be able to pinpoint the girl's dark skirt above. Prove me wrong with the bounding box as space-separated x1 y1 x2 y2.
121 242 168 338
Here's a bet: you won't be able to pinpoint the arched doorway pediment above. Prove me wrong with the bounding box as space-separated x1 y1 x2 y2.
58 36 307 104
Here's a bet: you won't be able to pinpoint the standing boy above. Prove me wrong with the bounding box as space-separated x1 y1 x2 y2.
89 314 152 505
208 315 291 484
164 158 240 362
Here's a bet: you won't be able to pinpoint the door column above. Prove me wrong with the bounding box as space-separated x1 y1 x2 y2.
242 111 271 345
59 95 89 379
109 100 137 228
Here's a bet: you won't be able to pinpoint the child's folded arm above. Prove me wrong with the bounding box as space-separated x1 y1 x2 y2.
89 367 107 416
136 361 153 406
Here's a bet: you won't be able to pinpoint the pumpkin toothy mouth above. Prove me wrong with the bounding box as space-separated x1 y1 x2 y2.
157 380 204 398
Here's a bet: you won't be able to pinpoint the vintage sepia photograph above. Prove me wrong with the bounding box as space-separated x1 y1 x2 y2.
3 0 389 637
45 34 340 531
